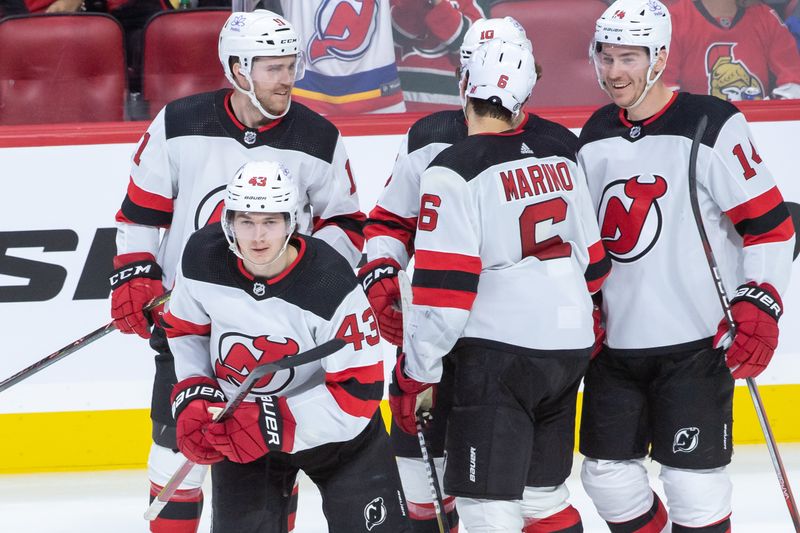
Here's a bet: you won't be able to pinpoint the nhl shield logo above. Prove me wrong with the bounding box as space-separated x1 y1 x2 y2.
243 130 257 145
253 282 266 296
629 125 641 139
673 427 700 453
364 496 387 531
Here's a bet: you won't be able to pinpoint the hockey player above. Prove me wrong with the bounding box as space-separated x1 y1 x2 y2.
577 0 796 530
359 16 533 532
163 161 411 533
389 38 611 532
108 10 364 533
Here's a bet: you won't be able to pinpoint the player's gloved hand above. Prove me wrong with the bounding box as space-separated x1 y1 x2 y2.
772 83 800 100
714 282 782 379
206 396 295 463
358 258 403 346
389 353 436 435
109 252 164 339
171 377 226 465
592 304 605 359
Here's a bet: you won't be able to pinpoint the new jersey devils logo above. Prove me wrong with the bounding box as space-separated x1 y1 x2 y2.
598 175 667 263
364 496 387 531
308 0 379 64
673 427 700 453
194 185 226 230
215 334 300 395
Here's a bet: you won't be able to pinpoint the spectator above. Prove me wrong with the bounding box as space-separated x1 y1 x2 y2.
664 0 800 100
390 0 484 111
265 0 405 115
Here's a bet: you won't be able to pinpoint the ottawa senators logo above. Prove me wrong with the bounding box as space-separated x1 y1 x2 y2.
194 185 226 230
308 0 379 64
598 175 667 263
215 334 300 395
705 43 764 101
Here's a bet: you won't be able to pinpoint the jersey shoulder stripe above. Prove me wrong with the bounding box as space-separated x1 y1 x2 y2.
429 117 579 182
181 227 358 320
164 90 225 141
407 110 467 153
578 92 739 149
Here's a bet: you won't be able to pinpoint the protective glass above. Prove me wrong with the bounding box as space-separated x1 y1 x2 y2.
250 52 306 83
230 212 290 241
592 44 651 79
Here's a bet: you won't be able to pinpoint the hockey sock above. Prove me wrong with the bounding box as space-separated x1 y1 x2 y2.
287 481 299 532
407 495 459 533
606 492 667 533
148 482 202 533
523 504 582 532
673 515 731 533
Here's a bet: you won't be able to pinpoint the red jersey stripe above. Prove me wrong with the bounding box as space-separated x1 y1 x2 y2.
326 383 380 418
326 362 384 385
415 249 482 274
162 311 211 338
126 177 173 213
743 217 795 247
413 286 477 310
725 186 784 224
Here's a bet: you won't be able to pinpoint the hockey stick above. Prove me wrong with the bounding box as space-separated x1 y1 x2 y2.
398 270 452 533
144 337 345 521
0 291 172 394
688 114 800 531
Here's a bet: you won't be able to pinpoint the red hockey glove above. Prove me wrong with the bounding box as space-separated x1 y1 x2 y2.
714 282 782 380
388 353 436 435
109 252 164 339
206 396 296 464
171 377 226 465
358 258 403 346
592 304 605 359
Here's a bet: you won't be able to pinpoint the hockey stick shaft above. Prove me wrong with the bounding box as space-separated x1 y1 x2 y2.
144 337 345 521
398 270 451 533
0 291 171 394
688 115 800 530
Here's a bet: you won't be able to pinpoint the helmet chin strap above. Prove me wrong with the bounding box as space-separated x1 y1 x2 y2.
619 64 664 110
232 69 291 121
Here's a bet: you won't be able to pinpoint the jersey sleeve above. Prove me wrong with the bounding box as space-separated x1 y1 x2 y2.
364 134 424 268
404 164 481 383
574 164 611 294
701 112 795 294
763 7 800 88
308 134 366 268
115 109 175 257
162 265 214 382
282 287 384 451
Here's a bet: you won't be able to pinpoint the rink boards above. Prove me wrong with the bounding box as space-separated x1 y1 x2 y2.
0 104 799 473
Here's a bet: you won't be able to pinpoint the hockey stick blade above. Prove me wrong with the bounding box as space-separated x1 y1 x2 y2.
398 271 451 533
688 115 800 530
144 337 345 521
0 291 171 394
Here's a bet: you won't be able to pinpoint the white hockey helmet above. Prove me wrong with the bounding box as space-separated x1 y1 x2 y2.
463 39 537 117
218 10 306 120
460 16 531 67
222 160 298 263
591 0 672 108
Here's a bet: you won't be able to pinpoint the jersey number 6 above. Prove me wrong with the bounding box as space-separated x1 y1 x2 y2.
519 197 571 261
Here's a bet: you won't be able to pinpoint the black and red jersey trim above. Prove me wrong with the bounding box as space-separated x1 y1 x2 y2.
313 212 366 251
326 362 384 418
117 177 173 227
725 187 795 247
364 204 417 255
585 240 611 294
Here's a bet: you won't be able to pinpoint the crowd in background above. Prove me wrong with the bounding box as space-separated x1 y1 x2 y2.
1 0 800 124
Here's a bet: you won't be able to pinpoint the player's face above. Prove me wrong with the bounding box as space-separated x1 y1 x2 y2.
249 55 298 116
595 44 652 107
233 211 289 265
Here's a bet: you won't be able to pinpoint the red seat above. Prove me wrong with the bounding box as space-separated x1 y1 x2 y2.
142 9 231 117
490 0 610 108
0 13 125 125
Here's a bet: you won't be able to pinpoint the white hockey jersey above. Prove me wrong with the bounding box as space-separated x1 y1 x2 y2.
403 120 611 383
578 92 795 355
164 230 384 453
116 89 365 288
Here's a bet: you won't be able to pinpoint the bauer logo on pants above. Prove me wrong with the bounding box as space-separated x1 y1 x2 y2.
673 427 700 453
364 496 387 530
